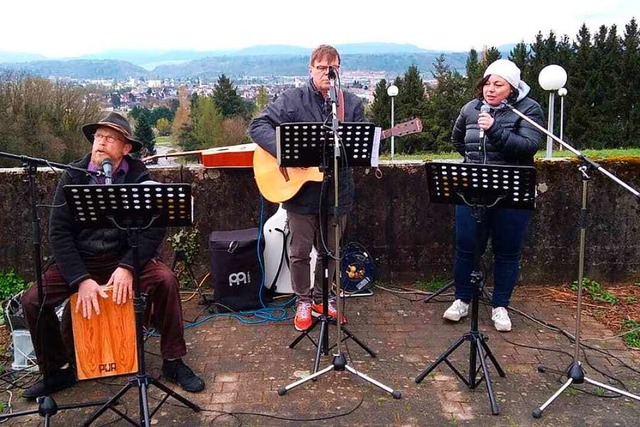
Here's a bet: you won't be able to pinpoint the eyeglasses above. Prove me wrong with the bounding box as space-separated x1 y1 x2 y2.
93 133 121 144
313 65 340 73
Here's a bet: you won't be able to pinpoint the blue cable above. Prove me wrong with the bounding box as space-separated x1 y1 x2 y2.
145 303 295 337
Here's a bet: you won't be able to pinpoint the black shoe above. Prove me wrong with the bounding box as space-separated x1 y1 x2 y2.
23 368 77 400
162 360 205 393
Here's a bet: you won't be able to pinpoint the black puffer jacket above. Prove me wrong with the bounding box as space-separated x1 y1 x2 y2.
48 153 165 287
249 80 366 215
451 97 544 165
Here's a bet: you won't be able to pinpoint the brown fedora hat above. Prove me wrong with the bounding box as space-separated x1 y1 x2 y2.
82 112 143 153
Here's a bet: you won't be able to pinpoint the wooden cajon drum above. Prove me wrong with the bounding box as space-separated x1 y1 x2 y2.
70 288 138 380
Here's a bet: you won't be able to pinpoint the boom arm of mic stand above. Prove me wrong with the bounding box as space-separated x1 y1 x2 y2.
503 103 640 199
0 151 105 177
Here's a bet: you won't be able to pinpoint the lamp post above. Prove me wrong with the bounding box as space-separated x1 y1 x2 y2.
538 65 567 158
387 84 399 161
558 87 568 142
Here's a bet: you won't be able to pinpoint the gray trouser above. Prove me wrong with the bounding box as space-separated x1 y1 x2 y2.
287 211 347 302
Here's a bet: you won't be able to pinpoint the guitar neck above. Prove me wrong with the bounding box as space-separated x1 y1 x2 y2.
141 150 204 163
380 118 422 140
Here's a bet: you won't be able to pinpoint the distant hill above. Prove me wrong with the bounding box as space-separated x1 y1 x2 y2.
0 51 47 63
0 59 148 79
149 52 469 79
0 42 515 80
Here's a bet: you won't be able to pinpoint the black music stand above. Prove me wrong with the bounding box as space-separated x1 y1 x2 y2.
63 183 200 427
280 122 377 366
276 122 400 398
0 152 108 426
415 161 536 415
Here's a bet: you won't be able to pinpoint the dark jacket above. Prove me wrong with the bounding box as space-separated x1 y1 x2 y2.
249 80 366 215
49 153 165 287
451 97 544 165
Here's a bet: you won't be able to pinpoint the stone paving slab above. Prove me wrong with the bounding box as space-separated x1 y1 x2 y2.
2 286 640 426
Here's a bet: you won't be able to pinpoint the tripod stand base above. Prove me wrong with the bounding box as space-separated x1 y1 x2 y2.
0 395 108 424
278 352 402 399
82 374 200 426
533 361 640 418
415 330 505 415
289 315 377 375
423 280 454 303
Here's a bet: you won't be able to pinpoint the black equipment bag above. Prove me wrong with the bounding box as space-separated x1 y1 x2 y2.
209 228 264 312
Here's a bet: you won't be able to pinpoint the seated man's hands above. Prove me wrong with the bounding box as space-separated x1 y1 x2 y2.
76 279 109 319
109 267 133 305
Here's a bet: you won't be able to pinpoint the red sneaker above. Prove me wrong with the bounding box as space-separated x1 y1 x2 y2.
312 299 347 324
294 301 313 331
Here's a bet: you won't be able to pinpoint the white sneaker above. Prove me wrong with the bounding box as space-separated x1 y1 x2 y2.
443 299 469 322
492 307 512 332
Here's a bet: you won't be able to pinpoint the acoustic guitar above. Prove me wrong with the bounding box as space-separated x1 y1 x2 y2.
253 118 423 203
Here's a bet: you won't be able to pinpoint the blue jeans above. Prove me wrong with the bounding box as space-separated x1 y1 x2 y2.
453 205 532 307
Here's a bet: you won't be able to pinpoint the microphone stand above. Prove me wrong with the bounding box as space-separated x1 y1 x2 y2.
278 71 401 399
502 105 640 418
0 152 105 426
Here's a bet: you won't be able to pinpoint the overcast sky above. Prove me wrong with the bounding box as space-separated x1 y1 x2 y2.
2 0 637 58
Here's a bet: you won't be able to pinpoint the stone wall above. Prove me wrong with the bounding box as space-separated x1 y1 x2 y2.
1 157 640 285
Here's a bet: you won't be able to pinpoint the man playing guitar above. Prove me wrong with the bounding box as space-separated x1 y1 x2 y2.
249 44 365 331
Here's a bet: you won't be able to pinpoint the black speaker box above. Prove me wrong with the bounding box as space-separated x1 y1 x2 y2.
208 227 264 312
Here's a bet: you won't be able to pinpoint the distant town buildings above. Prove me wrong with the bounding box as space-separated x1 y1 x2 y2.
79 69 397 111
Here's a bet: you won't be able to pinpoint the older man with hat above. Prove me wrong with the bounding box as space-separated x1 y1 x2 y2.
21 112 205 399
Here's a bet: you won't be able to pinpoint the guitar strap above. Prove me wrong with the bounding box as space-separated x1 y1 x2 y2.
337 89 345 121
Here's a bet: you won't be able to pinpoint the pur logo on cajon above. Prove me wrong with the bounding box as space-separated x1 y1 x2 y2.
228 271 250 286
99 362 117 373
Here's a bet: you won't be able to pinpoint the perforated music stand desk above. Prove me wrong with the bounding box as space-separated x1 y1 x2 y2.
64 183 193 229
276 122 380 168
425 161 536 210
63 183 199 427
417 161 535 415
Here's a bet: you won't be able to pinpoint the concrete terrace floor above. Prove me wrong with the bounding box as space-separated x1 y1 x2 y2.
2 285 640 426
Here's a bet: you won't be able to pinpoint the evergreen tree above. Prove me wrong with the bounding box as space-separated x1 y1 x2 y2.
529 31 559 105
425 56 468 153
177 121 198 151
110 93 121 109
566 24 594 149
395 65 428 153
465 49 482 89
620 18 640 145
592 24 625 148
150 106 174 124
480 47 502 70
369 78 391 134
213 74 249 119
509 42 531 82
133 109 156 158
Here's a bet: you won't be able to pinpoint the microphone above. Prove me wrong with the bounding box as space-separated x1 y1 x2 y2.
478 105 491 139
101 158 113 185
327 66 338 106
328 66 337 80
